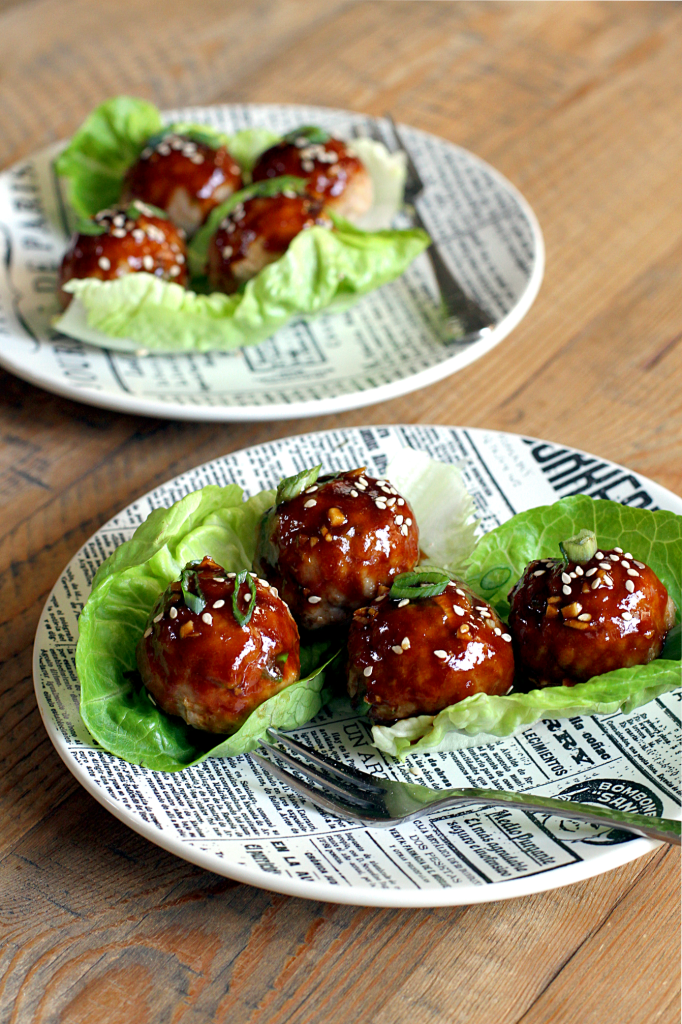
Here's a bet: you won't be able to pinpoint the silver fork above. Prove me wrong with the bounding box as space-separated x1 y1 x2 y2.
254 728 681 845
351 116 495 343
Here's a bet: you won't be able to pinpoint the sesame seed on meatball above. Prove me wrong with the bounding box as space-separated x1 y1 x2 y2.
207 192 331 294
252 133 373 221
136 556 300 734
253 468 419 631
508 543 676 687
347 580 515 722
58 202 188 308
122 132 243 236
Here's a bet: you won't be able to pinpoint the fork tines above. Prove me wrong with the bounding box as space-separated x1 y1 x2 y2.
385 113 424 204
267 728 384 791
254 728 387 821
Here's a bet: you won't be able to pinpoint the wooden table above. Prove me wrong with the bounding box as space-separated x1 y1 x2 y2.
1 2 680 1021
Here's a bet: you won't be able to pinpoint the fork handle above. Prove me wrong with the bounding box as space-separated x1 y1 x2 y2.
408 204 494 338
419 787 681 845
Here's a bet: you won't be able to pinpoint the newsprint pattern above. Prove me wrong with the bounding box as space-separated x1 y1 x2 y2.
0 105 542 419
34 427 681 905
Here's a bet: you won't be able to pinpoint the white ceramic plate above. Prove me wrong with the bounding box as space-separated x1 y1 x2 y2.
33 426 681 907
0 104 543 421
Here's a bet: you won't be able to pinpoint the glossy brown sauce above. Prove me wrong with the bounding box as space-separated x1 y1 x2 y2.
122 134 243 230
136 556 300 734
255 469 420 630
252 136 365 202
58 206 188 307
347 581 515 722
508 548 675 686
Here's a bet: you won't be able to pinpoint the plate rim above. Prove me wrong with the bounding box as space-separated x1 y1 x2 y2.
0 102 545 422
32 424 679 907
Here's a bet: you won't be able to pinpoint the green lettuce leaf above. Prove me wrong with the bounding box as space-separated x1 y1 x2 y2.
384 447 478 575
372 495 682 758
76 484 335 771
55 96 163 220
348 136 407 231
55 219 430 353
54 94 283 223
226 127 281 173
466 495 682 618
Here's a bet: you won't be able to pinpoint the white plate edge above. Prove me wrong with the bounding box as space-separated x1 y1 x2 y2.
31 423 679 906
0 109 545 421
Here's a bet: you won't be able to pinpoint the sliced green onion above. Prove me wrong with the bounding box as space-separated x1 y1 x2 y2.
275 652 289 664
559 529 598 564
180 560 207 614
144 129 174 150
76 218 107 236
276 464 322 505
479 566 512 591
126 199 168 221
144 127 227 152
169 125 228 150
187 176 309 277
232 571 257 626
389 570 450 601
242 176 309 200
282 125 331 146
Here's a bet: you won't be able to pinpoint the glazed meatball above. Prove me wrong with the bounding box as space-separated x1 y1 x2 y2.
58 203 188 308
122 132 243 236
347 579 515 722
136 556 300 734
207 192 331 294
508 542 676 687
254 468 419 631
252 132 373 220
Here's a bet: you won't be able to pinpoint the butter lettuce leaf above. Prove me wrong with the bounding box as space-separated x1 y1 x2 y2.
348 136 407 231
385 447 478 575
56 219 430 353
372 495 682 759
55 97 238 220
226 127 281 173
466 495 682 618
55 96 164 220
76 484 335 771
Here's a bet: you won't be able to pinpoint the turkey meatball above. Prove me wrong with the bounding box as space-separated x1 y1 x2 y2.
58 202 188 308
252 130 373 220
508 537 676 687
254 468 419 631
347 577 515 722
122 132 243 236
136 556 300 734
207 191 331 294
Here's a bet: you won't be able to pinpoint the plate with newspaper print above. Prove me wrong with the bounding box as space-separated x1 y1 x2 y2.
0 104 543 421
33 426 681 907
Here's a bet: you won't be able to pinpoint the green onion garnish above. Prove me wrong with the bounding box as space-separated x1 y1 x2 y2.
232 571 257 626
180 560 207 614
245 176 309 200
559 529 598 564
76 218 108 236
276 464 322 505
275 652 289 664
283 125 331 146
389 570 451 601
126 200 168 221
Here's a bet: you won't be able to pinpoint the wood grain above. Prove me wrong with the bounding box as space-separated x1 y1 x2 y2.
0 2 680 1022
